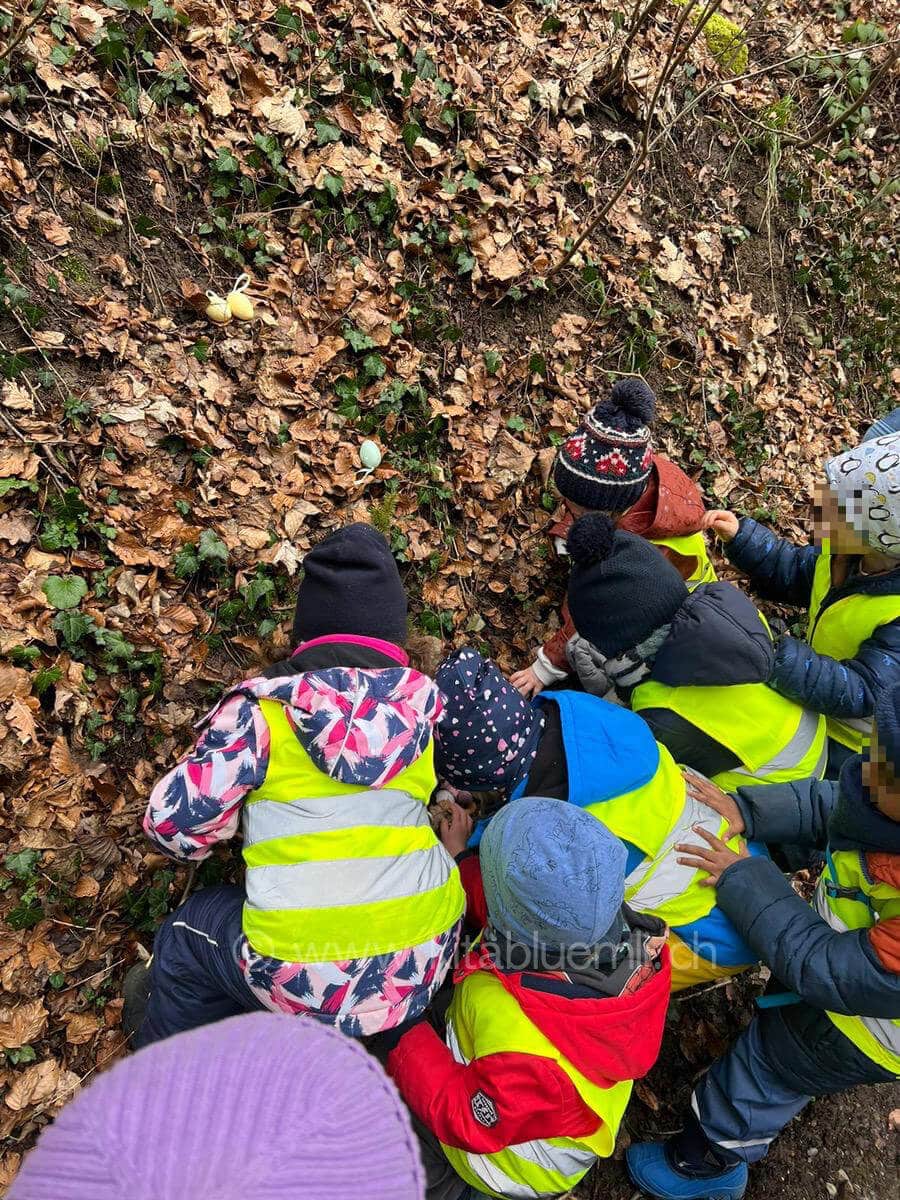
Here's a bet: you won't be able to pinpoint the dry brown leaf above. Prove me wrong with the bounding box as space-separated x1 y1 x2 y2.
37 212 72 247
487 243 524 282
0 1000 47 1050
63 1011 101 1045
5 1058 59 1111
6 698 38 745
0 667 30 702
0 511 35 545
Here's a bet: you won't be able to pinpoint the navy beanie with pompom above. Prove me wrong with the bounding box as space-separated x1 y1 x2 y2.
567 514 687 657
553 378 656 513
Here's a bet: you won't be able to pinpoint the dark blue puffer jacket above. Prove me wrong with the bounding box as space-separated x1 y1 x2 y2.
726 517 900 725
718 759 900 1018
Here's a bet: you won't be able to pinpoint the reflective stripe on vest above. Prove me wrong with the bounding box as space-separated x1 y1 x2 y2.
241 699 464 962
807 540 900 751
814 847 900 1073
583 747 743 930
651 532 717 590
441 970 630 1198
632 678 827 788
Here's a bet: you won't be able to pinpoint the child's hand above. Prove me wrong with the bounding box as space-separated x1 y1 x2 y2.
683 769 745 839
510 666 545 699
702 510 740 542
676 826 749 886
438 800 474 858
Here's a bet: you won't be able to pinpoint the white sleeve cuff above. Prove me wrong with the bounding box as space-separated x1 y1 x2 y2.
532 649 570 687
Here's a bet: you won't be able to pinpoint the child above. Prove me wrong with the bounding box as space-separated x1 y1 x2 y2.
132 523 465 1045
564 513 828 790
10 1012 425 1200
511 378 713 698
435 648 764 989
704 431 900 774
382 797 672 1200
626 683 900 1200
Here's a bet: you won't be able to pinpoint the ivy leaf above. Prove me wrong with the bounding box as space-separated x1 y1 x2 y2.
198 528 229 565
0 477 38 497
242 575 275 610
321 172 344 197
53 609 94 645
5 849 40 878
483 349 502 376
314 118 342 146
362 353 386 380
213 147 239 173
344 326 376 352
42 574 88 610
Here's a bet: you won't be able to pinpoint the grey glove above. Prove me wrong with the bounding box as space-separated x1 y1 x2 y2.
566 634 613 697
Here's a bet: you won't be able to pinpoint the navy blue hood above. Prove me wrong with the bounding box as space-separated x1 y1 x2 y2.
650 581 775 688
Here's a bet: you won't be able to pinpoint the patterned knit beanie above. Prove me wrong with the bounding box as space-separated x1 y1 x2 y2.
824 432 900 556
9 1013 425 1200
566 513 687 657
553 378 656 513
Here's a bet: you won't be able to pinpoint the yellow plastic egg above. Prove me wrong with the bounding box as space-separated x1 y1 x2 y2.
205 292 231 324
227 291 255 321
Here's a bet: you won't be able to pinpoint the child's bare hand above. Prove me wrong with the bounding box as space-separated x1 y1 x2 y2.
510 666 545 699
438 800 473 858
683 770 745 840
676 826 749 886
702 510 740 542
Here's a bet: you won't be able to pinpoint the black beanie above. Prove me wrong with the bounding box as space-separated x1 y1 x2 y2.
292 523 408 646
553 378 655 513
566 514 687 657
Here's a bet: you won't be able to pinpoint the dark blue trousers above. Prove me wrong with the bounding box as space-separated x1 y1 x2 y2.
135 885 264 1050
696 1002 896 1163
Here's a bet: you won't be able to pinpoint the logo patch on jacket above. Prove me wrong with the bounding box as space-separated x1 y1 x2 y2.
471 1090 498 1128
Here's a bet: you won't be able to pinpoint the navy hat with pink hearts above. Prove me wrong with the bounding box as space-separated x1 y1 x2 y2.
434 648 544 792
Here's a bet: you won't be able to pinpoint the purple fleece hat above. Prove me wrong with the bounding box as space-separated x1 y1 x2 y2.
9 1013 424 1200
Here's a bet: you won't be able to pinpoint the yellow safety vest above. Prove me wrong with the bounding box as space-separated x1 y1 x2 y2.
241 698 465 962
807 540 900 751
814 848 900 1074
441 968 632 1198
631 679 827 793
652 532 717 591
585 745 745 932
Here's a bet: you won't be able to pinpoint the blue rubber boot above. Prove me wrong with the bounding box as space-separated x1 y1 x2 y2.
626 1142 748 1200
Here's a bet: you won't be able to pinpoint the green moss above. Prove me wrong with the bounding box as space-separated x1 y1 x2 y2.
672 1 749 75
369 490 398 535
58 255 90 284
70 136 101 170
704 13 749 75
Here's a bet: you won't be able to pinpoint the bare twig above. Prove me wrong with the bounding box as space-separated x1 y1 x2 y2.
358 0 390 41
0 0 46 63
602 0 665 97
549 0 726 278
791 44 899 152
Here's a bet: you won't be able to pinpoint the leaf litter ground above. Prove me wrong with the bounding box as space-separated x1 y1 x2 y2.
0 0 898 1193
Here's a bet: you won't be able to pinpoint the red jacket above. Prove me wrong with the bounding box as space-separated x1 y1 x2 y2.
541 455 707 671
387 941 671 1154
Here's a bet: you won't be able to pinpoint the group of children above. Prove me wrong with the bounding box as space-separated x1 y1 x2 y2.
15 384 900 1200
